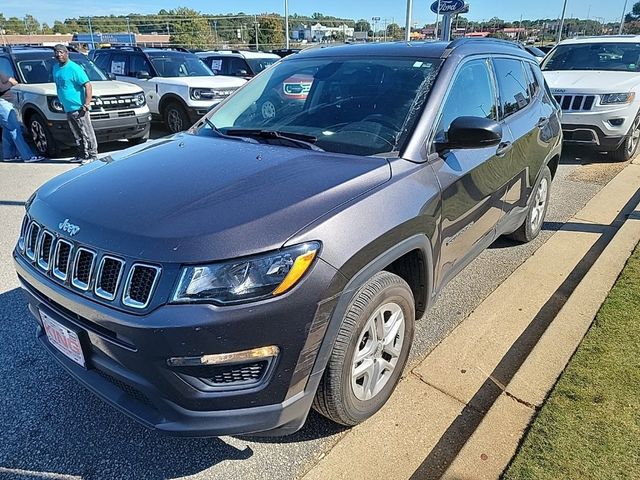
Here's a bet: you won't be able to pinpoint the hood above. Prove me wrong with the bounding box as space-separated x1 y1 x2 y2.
154 75 246 88
29 134 390 263
13 80 144 96
543 70 640 93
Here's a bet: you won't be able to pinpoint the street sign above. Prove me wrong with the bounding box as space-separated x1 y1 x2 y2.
430 0 466 15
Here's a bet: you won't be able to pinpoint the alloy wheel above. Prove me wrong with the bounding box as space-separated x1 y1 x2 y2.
530 177 548 233
351 302 405 401
30 119 48 154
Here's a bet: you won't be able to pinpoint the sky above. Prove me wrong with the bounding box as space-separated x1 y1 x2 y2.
0 0 632 26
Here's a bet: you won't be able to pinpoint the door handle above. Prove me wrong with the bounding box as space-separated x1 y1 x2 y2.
536 117 549 128
496 141 512 157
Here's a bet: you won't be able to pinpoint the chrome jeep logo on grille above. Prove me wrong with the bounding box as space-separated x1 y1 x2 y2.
58 219 80 237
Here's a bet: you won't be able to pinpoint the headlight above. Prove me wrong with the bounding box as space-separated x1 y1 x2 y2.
134 92 146 106
190 88 215 100
171 242 321 305
601 92 636 105
47 96 64 113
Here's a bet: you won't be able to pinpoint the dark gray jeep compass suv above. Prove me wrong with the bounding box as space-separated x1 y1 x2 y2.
14 39 562 436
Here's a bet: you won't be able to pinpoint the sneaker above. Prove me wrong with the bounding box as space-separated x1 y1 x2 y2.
69 157 84 163
2 157 21 162
81 157 98 165
24 156 45 163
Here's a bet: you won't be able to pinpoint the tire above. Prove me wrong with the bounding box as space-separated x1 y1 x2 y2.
610 114 640 162
27 112 59 157
508 165 552 243
258 97 278 120
163 102 190 133
313 271 415 426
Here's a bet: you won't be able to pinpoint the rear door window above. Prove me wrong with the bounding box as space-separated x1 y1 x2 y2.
93 52 111 73
493 58 531 118
109 53 129 76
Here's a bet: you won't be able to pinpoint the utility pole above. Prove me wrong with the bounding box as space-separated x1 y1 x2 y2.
405 0 413 41
285 0 290 49
383 18 388 41
434 0 442 38
254 16 259 50
557 0 568 43
619 0 629 34
126 17 131 45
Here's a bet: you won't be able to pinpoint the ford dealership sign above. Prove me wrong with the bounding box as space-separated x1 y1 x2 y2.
430 0 466 14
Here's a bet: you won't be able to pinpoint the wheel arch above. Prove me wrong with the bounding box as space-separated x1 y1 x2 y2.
158 93 189 116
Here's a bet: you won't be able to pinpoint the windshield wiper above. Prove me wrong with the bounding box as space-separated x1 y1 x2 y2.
200 119 257 143
224 128 324 151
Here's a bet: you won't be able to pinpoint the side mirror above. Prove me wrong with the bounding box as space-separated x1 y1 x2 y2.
437 116 502 152
136 71 151 79
107 73 116 80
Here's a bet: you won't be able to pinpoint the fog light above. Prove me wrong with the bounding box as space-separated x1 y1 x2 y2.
167 345 279 367
609 118 625 127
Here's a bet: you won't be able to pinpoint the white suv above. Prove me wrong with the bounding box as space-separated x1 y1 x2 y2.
92 47 246 133
542 36 640 161
1 46 151 157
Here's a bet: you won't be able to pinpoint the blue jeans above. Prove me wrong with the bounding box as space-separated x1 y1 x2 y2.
0 99 36 161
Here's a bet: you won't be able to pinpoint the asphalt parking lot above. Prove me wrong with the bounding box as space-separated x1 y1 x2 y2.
0 129 630 480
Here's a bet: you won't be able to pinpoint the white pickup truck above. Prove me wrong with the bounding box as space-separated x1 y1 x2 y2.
542 35 640 161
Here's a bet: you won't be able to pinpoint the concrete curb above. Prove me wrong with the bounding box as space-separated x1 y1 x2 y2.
301 163 640 480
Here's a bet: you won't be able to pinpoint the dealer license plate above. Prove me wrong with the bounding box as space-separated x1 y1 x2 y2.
40 310 86 367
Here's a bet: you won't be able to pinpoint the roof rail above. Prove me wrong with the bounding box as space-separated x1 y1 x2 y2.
100 45 142 51
0 44 80 53
145 46 190 53
441 36 526 57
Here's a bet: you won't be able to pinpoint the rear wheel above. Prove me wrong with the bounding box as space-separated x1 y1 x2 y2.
610 114 640 162
163 102 190 133
508 166 552 243
313 271 415 426
28 113 58 157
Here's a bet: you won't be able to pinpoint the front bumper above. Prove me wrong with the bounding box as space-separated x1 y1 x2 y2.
14 250 339 437
560 104 638 151
50 111 152 147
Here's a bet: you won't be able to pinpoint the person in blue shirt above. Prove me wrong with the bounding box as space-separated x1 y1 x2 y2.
52 44 98 163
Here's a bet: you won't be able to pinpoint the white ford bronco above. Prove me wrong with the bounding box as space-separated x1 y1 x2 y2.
91 47 246 133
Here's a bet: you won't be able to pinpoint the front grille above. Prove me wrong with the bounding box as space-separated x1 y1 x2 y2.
90 113 110 120
37 231 54 271
118 111 135 118
53 240 73 281
123 264 160 309
554 94 595 111
92 94 140 112
18 215 29 252
72 248 95 290
95 256 124 300
26 222 41 260
20 219 162 310
201 361 268 386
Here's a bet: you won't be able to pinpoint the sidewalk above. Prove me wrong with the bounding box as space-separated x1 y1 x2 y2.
301 161 640 480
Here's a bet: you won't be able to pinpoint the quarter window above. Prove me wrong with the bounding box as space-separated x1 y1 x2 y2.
493 58 530 118
436 59 497 138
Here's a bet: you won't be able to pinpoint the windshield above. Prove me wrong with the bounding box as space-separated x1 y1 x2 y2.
542 43 640 72
17 53 107 83
246 57 278 74
146 51 213 77
196 56 441 156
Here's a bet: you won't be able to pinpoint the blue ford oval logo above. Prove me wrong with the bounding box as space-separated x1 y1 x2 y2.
430 0 466 14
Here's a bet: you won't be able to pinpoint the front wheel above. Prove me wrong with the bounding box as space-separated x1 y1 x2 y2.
508 166 552 243
163 102 190 133
610 114 640 162
313 271 415 426
28 113 58 157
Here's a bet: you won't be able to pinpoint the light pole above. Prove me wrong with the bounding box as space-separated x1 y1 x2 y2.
254 16 260 50
372 16 380 42
557 0 568 43
619 0 629 34
285 0 290 49
405 0 413 41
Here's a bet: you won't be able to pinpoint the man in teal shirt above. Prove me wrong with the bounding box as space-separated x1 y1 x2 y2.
52 44 97 162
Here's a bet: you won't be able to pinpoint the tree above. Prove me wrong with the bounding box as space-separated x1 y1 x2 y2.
354 19 370 32
386 23 404 40
167 7 213 49
248 16 285 50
